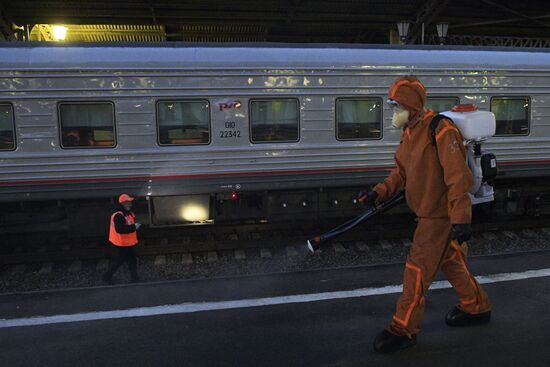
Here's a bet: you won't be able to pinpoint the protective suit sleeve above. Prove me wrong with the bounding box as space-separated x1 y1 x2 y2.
435 120 473 224
374 142 406 203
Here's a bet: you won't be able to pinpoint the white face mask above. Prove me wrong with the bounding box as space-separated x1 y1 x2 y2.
391 108 410 129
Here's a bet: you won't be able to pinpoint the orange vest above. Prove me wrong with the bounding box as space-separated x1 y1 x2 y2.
109 211 138 247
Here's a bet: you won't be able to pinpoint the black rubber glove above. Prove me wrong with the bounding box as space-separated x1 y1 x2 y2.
452 224 472 244
358 190 378 206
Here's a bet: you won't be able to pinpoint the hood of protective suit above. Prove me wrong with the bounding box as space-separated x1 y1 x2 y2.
388 76 427 121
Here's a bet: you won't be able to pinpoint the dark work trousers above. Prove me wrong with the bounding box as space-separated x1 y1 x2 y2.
104 246 138 280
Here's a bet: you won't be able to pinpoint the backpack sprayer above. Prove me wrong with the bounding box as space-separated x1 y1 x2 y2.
306 104 497 253
434 104 498 205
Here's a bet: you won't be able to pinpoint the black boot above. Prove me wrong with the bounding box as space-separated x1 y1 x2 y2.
445 306 491 327
373 329 416 353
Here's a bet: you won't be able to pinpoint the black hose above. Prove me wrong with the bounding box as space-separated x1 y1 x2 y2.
307 191 405 253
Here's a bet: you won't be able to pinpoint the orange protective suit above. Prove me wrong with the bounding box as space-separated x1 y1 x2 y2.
374 76 491 336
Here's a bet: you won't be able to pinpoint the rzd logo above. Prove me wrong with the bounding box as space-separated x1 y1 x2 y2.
218 101 242 111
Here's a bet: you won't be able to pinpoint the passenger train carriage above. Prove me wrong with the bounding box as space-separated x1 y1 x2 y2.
1 43 549 230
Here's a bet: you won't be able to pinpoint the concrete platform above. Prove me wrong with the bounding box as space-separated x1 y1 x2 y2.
1 250 550 366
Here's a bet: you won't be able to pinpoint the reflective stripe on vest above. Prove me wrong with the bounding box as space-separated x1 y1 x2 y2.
109 211 138 247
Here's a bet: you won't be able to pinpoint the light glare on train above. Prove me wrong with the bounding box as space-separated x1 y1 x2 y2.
180 204 209 222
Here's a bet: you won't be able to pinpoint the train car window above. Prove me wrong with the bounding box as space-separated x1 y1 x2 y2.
426 97 460 113
250 99 299 143
59 102 115 148
491 97 530 136
336 98 381 140
157 100 210 145
0 104 15 151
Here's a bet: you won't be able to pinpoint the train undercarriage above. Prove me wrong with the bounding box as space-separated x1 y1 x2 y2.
2 176 550 236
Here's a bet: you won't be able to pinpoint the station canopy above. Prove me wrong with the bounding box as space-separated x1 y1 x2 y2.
2 0 550 47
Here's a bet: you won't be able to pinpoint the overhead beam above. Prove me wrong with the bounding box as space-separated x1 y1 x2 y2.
427 33 550 48
0 7 16 41
406 0 450 44
451 14 550 29
147 0 157 25
286 0 296 25
480 0 550 28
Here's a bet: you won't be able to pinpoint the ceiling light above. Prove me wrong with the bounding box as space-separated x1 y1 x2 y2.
53 25 67 41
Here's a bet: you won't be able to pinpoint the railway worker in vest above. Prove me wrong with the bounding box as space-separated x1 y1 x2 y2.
103 193 141 284
361 76 491 353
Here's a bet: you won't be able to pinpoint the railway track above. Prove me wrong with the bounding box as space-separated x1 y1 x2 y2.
1 214 550 293
2 215 550 267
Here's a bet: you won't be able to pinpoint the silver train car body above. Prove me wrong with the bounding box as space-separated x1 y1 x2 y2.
1 44 550 226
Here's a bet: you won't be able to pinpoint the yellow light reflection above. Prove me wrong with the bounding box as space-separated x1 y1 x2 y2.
180 204 209 222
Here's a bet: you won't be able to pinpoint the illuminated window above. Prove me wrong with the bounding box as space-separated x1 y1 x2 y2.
157 100 210 145
426 97 460 113
491 97 530 136
336 98 382 140
0 104 15 151
59 103 115 148
250 99 299 143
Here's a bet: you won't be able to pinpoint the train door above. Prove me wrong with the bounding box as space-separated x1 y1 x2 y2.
210 98 266 221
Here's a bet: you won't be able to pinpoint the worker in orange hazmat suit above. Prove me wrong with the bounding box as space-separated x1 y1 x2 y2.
360 76 492 354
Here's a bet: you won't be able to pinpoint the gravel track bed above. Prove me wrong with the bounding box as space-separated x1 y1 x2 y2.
2 225 550 294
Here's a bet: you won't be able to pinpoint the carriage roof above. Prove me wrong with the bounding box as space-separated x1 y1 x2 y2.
2 42 550 71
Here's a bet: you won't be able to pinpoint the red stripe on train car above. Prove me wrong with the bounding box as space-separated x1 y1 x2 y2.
0 166 391 186
1 159 549 187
